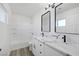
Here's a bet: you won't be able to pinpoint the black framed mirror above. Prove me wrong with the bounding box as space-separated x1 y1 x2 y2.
41 11 51 32
55 3 79 35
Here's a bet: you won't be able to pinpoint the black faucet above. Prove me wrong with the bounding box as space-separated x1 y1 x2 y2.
41 33 44 37
62 35 66 43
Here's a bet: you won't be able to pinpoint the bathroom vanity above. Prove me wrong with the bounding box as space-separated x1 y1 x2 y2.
31 36 71 56
31 3 79 56
32 35 79 56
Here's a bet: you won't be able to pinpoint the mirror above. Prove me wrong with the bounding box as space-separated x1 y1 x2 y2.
55 3 79 34
41 11 51 32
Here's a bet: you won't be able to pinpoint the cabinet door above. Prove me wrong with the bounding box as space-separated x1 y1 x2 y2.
34 39 40 56
44 45 64 56
31 38 35 55
32 38 45 56
32 38 40 56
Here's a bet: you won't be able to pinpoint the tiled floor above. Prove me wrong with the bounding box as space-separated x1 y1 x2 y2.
10 47 34 56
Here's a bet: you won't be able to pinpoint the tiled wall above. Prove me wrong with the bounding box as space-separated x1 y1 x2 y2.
8 13 32 50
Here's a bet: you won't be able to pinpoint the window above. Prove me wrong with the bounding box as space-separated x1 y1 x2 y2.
56 19 66 27
0 5 6 23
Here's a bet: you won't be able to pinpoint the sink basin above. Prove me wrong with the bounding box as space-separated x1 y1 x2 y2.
44 38 64 43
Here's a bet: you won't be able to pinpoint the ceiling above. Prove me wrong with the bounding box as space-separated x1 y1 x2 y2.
9 3 48 17
56 3 79 14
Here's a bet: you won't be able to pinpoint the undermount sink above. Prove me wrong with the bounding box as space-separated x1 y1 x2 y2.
43 38 69 48
42 37 73 48
43 37 63 43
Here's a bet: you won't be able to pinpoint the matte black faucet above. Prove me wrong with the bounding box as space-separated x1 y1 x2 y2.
41 33 44 37
62 35 66 43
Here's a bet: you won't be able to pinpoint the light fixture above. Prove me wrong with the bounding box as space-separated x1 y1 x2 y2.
44 3 55 10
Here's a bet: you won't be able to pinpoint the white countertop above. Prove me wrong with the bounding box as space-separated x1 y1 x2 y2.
45 42 79 56
33 36 79 56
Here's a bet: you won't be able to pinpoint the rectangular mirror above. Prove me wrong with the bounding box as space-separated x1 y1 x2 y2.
55 3 79 34
41 11 51 32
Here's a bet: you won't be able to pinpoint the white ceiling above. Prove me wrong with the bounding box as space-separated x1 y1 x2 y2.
9 3 48 17
56 3 79 14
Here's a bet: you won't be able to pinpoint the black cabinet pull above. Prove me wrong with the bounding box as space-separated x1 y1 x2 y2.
0 49 2 51
40 52 42 54
40 44 42 46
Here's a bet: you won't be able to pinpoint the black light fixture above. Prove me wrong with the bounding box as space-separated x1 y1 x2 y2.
44 3 55 10
51 3 55 8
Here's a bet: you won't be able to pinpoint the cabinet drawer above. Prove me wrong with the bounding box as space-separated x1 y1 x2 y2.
44 44 66 56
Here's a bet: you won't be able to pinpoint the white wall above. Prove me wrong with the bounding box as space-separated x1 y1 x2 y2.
32 7 55 36
32 11 41 34
0 3 12 56
0 22 8 56
9 13 32 50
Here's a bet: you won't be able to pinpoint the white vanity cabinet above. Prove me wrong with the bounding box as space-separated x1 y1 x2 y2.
31 37 36 55
37 41 45 56
32 37 45 56
32 37 39 56
32 37 68 56
44 44 66 56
